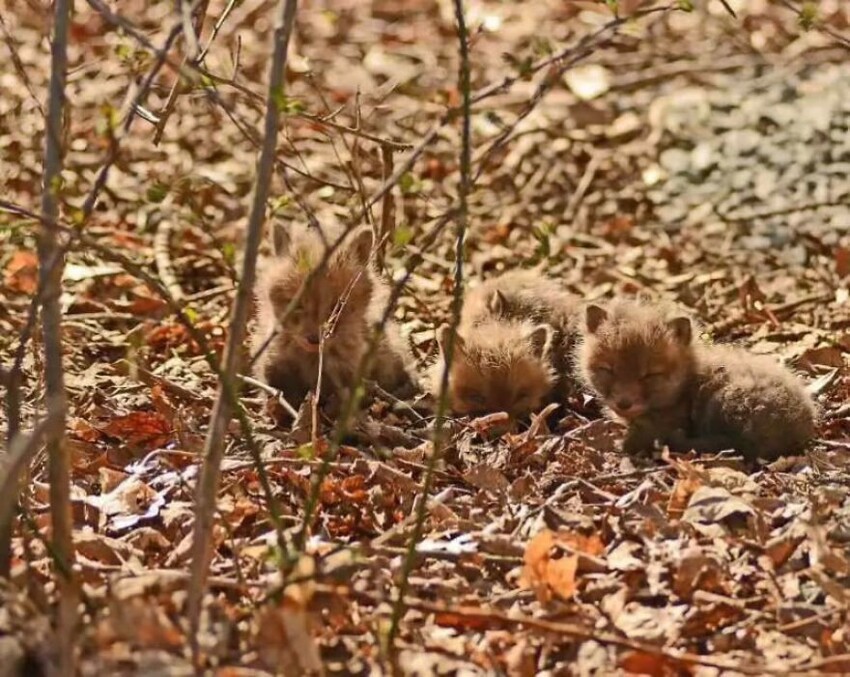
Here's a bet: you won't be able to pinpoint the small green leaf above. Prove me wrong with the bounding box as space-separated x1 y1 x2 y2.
676 0 694 11
146 182 169 204
268 196 291 215
67 206 85 227
183 307 198 324
393 225 413 249
297 443 315 460
399 173 420 195
606 0 619 16
49 174 64 196
221 242 236 266
114 43 132 62
798 1 817 30
271 88 305 114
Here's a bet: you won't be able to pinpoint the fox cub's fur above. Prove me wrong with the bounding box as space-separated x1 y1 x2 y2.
252 224 416 413
577 299 816 461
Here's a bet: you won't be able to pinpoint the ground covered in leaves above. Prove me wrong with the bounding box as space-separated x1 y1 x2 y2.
3 0 850 674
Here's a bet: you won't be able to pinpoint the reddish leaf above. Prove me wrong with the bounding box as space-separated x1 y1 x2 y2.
5 250 38 294
100 411 172 448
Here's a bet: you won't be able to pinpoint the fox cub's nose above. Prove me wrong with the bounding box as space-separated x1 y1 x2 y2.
615 397 634 411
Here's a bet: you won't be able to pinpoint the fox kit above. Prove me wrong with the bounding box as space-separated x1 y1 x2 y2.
430 269 578 417
251 223 416 415
577 299 816 461
463 269 578 335
430 320 556 417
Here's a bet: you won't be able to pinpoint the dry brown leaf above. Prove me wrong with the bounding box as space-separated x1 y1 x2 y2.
667 475 703 519
100 410 172 448
520 529 602 602
4 250 38 294
619 650 679 677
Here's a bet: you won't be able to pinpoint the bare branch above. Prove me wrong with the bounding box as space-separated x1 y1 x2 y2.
388 0 472 646
187 0 299 655
38 0 77 668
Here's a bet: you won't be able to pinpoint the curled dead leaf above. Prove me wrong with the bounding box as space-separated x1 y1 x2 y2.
520 529 604 602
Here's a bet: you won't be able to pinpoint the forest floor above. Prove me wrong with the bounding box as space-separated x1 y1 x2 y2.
3 0 850 674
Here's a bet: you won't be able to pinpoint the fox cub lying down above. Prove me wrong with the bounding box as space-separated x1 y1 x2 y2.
429 269 579 418
576 299 816 461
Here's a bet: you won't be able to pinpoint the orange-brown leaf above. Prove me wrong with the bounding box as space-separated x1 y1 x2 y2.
5 250 38 294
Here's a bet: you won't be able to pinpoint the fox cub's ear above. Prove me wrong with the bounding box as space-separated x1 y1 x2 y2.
270 222 291 256
437 324 465 359
667 316 692 345
526 324 553 359
347 226 375 266
487 289 507 315
584 304 608 334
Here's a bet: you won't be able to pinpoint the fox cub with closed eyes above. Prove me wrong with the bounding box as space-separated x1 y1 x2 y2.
251 223 417 415
430 269 579 417
577 299 816 461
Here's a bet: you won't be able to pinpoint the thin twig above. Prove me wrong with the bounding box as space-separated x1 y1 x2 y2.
39 0 77 668
153 0 210 144
187 0 299 657
0 11 44 117
377 144 395 269
388 0 472 646
238 374 299 419
197 0 238 63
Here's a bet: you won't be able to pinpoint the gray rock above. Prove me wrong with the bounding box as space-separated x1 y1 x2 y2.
659 148 691 174
723 129 762 156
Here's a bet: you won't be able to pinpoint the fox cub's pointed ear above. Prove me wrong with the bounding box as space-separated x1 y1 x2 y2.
667 316 692 345
270 222 291 256
347 226 375 266
526 324 553 359
437 324 465 359
584 304 608 334
487 289 507 315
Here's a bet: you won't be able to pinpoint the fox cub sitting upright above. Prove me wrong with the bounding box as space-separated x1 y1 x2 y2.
576 299 816 461
431 269 579 418
251 223 417 414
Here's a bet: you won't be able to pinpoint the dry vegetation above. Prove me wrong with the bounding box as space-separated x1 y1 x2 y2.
3 0 850 673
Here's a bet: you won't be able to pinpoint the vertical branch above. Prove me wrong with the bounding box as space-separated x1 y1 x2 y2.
187 0 298 655
377 143 395 269
38 0 77 669
388 0 472 647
